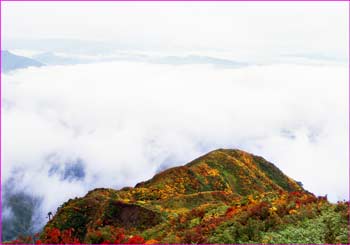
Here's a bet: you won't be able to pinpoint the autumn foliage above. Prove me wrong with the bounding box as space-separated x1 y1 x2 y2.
85 226 145 244
10 227 146 244
7 149 350 244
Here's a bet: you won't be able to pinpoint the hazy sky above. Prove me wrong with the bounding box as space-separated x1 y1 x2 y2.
1 1 349 228
2 2 349 60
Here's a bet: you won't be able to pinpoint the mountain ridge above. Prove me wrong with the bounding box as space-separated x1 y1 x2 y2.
134 149 303 197
2 50 43 72
31 148 348 244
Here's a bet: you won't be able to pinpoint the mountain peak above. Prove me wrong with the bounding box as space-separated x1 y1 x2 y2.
41 149 314 243
2 50 43 72
136 148 302 197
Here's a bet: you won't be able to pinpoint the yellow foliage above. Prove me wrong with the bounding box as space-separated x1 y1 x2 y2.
248 195 257 204
269 206 277 214
207 168 219 176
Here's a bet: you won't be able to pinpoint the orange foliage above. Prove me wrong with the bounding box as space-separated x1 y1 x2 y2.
145 239 159 244
40 227 80 244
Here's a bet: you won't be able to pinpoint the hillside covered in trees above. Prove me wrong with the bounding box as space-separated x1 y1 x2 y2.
8 149 349 244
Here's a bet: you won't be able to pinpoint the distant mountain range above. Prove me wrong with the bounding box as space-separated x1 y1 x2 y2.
154 55 247 67
33 52 91 65
14 149 346 244
2 49 248 70
2 50 43 72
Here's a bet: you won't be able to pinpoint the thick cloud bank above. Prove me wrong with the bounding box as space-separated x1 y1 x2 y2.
2 61 348 229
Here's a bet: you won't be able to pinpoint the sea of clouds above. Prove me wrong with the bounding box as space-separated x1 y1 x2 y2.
2 59 348 233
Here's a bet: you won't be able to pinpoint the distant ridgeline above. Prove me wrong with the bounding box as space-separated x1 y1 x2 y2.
1 50 43 72
7 149 349 244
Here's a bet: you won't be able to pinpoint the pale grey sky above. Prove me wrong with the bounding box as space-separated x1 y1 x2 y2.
2 1 349 61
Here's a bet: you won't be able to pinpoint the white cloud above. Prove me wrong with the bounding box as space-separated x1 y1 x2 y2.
2 61 348 212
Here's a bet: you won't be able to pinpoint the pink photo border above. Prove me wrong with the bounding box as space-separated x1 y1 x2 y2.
0 0 348 244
